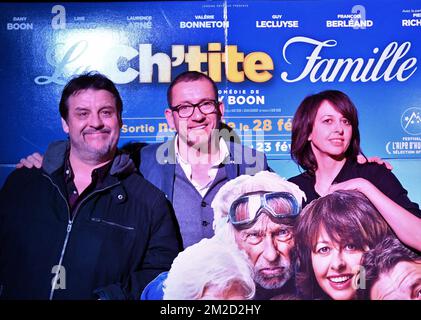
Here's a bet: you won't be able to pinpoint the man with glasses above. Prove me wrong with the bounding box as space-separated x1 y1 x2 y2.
139 71 269 248
212 171 306 299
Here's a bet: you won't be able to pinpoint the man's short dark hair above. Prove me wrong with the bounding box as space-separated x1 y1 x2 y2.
59 72 123 121
358 236 420 299
167 71 218 106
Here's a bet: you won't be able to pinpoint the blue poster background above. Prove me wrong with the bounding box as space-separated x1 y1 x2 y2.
0 0 420 204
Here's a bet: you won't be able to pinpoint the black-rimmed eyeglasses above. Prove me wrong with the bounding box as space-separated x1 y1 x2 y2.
169 99 219 118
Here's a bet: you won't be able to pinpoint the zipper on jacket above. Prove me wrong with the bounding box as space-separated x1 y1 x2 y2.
43 173 120 300
43 174 72 300
90 217 134 231
49 219 72 300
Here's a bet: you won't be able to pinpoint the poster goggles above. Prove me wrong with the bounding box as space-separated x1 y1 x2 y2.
228 191 300 227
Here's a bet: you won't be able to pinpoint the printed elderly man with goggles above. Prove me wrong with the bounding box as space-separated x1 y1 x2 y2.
212 170 306 300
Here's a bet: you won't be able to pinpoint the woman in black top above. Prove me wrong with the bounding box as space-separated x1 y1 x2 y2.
288 90 421 251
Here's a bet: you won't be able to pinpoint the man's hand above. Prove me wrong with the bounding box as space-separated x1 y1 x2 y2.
356 155 393 170
16 152 43 169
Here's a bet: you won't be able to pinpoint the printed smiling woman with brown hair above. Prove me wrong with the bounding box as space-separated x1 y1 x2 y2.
295 190 392 300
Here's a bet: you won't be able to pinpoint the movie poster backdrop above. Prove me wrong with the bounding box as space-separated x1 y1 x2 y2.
1 0 420 205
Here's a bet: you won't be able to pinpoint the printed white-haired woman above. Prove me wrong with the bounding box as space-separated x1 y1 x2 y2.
163 237 255 300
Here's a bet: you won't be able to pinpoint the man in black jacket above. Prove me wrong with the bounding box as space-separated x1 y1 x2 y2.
0 73 181 300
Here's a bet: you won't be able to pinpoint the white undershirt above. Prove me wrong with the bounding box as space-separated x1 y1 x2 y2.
174 136 229 197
